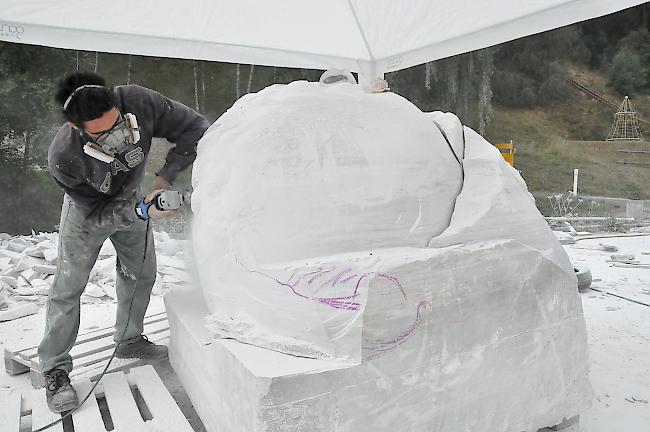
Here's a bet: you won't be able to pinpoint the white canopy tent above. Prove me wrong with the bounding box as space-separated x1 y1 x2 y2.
0 0 646 83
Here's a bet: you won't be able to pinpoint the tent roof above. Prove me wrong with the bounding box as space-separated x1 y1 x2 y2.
0 0 645 78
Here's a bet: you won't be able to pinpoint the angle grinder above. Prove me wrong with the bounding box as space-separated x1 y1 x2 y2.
135 189 189 220
154 189 188 211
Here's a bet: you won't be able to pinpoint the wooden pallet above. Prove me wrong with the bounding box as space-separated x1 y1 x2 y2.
4 312 169 388
0 365 193 432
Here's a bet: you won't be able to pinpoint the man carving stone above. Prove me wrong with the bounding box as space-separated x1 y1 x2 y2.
38 71 210 413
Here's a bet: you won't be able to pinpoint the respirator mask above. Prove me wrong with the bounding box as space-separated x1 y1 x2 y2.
83 112 141 163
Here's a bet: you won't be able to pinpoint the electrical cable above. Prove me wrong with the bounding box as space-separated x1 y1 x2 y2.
34 219 152 431
588 286 650 308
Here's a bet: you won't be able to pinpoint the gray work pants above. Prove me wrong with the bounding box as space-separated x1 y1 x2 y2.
38 195 156 374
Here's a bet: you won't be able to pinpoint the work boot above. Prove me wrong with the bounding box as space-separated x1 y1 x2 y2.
115 335 168 360
44 368 79 413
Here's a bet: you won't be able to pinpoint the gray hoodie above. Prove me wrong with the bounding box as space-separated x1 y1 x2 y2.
48 85 210 228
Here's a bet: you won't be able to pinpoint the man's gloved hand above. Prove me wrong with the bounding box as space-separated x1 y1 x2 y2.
135 188 178 220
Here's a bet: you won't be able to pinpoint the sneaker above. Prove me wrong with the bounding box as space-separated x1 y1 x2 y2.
114 335 168 360
44 369 79 413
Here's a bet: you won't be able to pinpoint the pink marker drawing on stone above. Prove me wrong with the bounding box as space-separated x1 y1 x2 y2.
236 258 405 311
364 300 432 360
236 257 431 358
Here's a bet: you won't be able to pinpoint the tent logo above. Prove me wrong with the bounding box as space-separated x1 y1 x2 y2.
0 23 24 40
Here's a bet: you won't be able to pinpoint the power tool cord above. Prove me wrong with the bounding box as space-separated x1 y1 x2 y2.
588 286 650 308
34 219 152 431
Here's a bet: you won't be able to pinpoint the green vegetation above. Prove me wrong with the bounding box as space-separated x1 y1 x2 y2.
485 57 650 199
608 46 647 94
484 5 650 200
486 106 650 198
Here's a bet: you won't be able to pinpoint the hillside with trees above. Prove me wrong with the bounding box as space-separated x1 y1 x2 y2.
0 4 648 233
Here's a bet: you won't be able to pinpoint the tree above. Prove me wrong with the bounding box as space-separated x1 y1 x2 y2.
0 42 67 167
616 29 650 91
492 71 536 108
607 47 647 95
537 62 570 105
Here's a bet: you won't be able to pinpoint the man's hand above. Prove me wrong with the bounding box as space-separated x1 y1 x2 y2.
151 175 172 193
144 189 178 219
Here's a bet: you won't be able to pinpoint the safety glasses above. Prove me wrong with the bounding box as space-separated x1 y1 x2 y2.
84 112 125 143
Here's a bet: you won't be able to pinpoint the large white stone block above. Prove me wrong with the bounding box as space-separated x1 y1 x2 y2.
173 81 591 431
192 81 464 361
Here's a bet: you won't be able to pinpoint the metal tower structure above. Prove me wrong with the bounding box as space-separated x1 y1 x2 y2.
607 96 643 141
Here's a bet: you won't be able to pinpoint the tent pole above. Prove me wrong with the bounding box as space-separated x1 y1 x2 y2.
358 71 383 86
